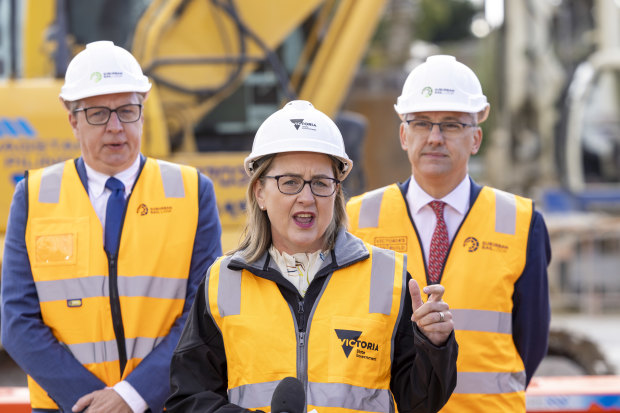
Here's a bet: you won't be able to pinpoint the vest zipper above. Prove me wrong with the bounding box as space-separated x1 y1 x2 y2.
298 331 306 383
297 299 308 397
297 300 305 327
108 253 127 377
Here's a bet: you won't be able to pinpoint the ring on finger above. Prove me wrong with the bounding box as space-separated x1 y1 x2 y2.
439 311 445 322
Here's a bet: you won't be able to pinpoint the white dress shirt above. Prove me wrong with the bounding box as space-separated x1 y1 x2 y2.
84 156 140 236
83 155 147 413
406 175 471 263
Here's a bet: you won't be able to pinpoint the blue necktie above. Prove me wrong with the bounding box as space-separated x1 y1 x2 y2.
105 177 126 254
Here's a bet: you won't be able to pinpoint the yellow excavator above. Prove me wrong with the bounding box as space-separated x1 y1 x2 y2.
0 0 387 389
0 0 386 254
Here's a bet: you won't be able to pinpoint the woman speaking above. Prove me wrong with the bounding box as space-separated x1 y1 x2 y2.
166 100 458 413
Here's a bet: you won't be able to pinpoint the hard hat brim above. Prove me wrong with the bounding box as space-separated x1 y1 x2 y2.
394 102 489 116
244 151 353 181
60 82 152 102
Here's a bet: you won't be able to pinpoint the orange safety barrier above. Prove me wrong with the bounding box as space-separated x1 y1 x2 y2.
527 376 620 412
0 387 30 413
1 376 620 413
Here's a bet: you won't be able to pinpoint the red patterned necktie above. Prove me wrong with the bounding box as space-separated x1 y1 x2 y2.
428 200 449 284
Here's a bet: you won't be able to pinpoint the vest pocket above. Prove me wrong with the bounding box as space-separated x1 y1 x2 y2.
29 217 89 279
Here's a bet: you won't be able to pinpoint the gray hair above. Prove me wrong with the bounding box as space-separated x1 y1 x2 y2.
231 154 348 262
63 92 146 112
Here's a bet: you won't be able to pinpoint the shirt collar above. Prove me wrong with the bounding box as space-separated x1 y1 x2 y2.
407 175 470 215
84 155 141 198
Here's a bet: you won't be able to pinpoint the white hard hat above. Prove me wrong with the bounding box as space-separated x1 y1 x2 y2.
394 55 488 115
59 41 151 101
244 100 353 179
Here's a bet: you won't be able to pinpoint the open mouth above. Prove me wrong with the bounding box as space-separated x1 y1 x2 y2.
293 213 315 226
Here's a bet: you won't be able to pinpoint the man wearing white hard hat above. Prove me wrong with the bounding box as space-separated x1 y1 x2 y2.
1 41 222 413
347 55 551 412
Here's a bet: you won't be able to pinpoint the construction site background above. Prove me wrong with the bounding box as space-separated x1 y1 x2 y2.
1 0 620 410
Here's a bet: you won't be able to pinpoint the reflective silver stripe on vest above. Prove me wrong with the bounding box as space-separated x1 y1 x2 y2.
35 276 109 302
358 187 386 228
455 370 526 394
217 257 241 316
125 335 165 361
117 275 186 299
370 246 395 315
230 381 391 412
157 160 185 198
66 336 164 365
38 162 65 203
229 380 277 409
34 275 186 302
308 382 391 411
451 308 512 334
37 160 186 203
494 189 516 235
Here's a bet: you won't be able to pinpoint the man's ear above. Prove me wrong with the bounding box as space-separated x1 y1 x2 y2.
477 105 490 124
399 122 409 151
60 97 79 129
68 110 78 129
471 127 483 155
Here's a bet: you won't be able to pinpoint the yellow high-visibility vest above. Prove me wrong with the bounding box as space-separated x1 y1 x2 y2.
25 158 198 409
347 183 533 412
206 245 406 412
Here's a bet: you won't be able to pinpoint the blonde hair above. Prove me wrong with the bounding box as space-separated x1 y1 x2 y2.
231 154 348 263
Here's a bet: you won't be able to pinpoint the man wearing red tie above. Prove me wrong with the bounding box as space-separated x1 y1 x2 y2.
346 55 551 412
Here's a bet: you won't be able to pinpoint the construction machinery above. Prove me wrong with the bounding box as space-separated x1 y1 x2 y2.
0 0 386 385
0 0 384 253
485 0 620 377
1 0 619 396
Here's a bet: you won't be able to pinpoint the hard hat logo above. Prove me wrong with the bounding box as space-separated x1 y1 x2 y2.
90 72 102 83
422 87 433 97
290 118 317 132
435 88 456 96
290 119 304 130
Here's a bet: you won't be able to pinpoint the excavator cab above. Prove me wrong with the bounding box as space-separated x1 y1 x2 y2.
0 0 385 248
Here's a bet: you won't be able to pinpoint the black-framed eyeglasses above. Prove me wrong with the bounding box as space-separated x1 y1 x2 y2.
263 174 341 197
74 104 143 125
405 119 476 138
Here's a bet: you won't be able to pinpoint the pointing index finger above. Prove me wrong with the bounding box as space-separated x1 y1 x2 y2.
409 279 424 311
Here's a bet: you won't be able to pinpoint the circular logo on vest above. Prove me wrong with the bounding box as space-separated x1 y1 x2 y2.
137 203 149 215
463 236 479 252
